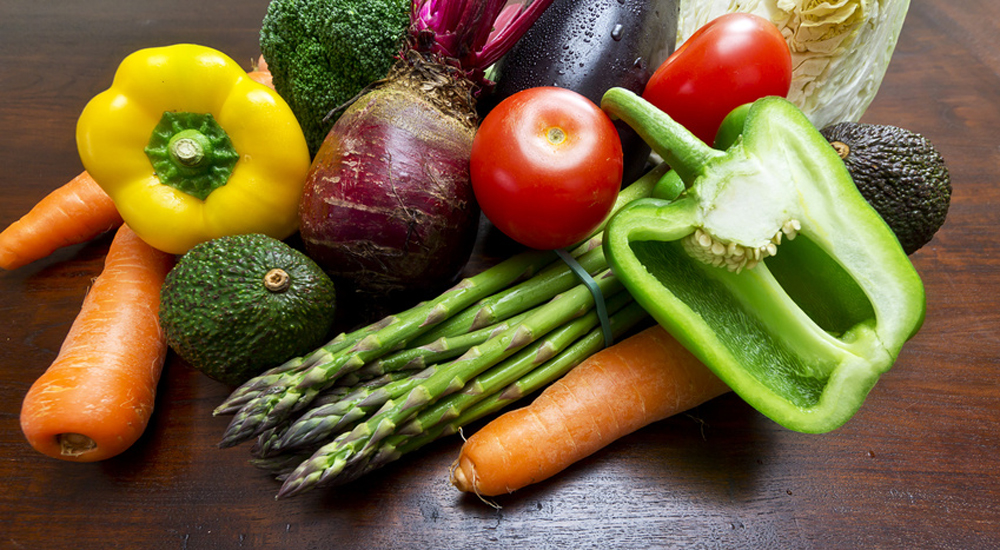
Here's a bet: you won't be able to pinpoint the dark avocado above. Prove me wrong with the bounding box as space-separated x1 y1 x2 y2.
159 233 337 386
821 122 951 255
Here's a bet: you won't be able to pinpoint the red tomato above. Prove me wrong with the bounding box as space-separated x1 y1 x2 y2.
470 87 623 251
642 13 793 145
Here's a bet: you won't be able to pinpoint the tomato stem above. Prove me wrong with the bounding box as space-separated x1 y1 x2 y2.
546 127 566 145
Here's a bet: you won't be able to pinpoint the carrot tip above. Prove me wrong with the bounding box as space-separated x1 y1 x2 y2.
449 459 470 491
450 459 502 509
58 433 98 457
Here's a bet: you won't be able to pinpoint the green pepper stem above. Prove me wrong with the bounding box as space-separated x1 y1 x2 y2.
601 88 725 187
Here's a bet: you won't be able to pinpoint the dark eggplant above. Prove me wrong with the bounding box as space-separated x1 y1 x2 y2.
480 0 679 183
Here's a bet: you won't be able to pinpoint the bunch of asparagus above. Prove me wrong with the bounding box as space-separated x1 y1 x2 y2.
213 167 665 498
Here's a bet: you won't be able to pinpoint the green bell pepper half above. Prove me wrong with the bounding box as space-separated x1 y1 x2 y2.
600 88 926 433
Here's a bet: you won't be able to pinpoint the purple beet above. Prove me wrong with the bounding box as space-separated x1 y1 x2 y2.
298 0 555 295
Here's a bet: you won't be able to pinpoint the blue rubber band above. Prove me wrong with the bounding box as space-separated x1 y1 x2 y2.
555 248 613 349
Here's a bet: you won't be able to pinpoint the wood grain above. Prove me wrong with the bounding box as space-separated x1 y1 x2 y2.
1 1 998 549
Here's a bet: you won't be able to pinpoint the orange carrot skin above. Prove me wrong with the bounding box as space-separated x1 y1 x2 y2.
247 56 273 90
0 170 122 270
20 224 175 462
451 325 731 496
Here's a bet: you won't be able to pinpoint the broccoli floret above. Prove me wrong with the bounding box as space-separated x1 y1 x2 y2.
260 0 410 155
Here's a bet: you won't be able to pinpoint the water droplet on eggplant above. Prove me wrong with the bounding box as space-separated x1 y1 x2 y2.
611 24 624 41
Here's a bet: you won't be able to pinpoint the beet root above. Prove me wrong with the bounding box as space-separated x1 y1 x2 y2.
298 58 481 296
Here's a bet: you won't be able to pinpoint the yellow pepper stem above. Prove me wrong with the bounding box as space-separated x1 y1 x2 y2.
169 129 211 168
144 111 239 200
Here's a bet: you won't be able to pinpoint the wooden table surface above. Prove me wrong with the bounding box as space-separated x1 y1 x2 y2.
2 1 998 548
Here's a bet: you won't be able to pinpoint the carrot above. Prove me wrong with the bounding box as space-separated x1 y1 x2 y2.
450 325 731 497
247 55 273 89
0 170 122 270
20 224 175 462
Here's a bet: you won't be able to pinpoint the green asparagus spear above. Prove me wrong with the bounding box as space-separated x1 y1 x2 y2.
361 301 650 476
265 286 630 457
258 308 543 456
215 249 557 447
353 307 538 379
247 300 648 480
411 239 607 341
275 267 624 498
250 370 418 457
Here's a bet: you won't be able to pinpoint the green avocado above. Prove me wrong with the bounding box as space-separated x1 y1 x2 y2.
159 233 337 386
820 122 951 255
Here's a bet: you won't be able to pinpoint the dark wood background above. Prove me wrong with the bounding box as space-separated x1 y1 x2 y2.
2 1 998 548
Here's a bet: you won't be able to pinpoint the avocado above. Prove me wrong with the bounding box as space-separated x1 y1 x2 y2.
159 234 336 386
820 121 951 255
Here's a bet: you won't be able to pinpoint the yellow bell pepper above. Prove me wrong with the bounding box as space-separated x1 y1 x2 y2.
76 43 311 255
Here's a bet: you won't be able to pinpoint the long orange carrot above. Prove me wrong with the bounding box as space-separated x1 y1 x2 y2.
0 170 122 270
450 325 731 497
20 224 175 462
